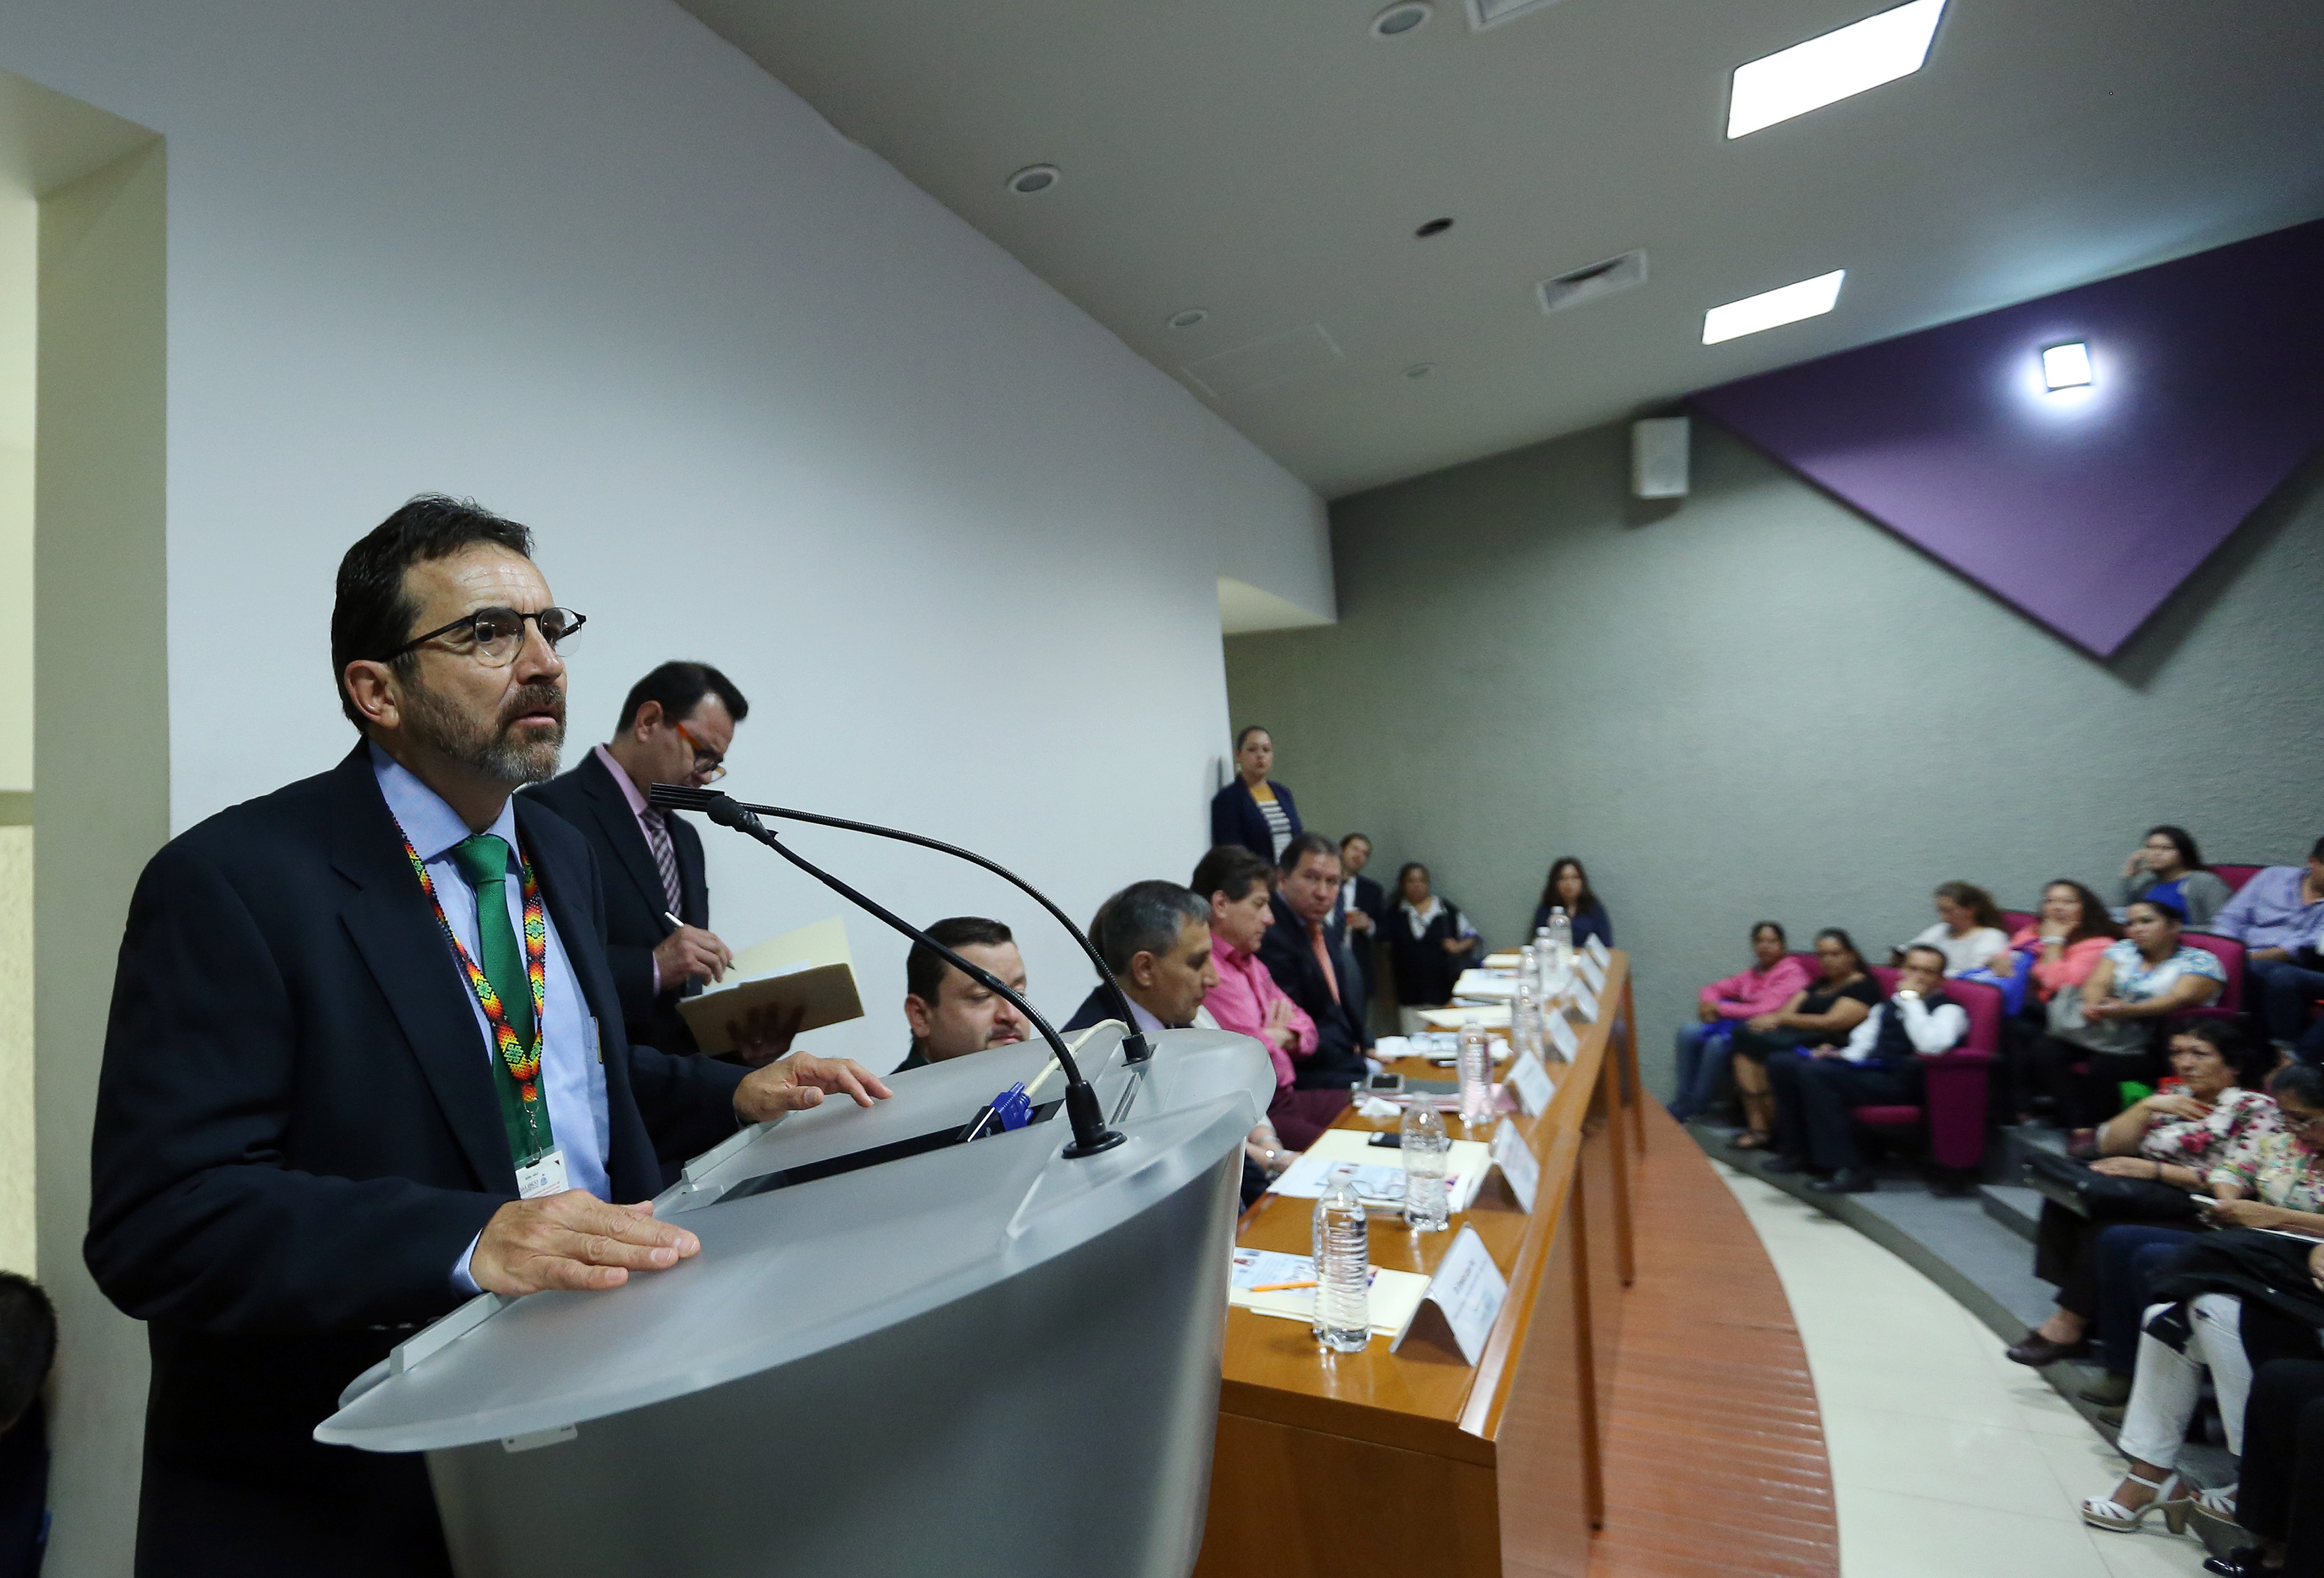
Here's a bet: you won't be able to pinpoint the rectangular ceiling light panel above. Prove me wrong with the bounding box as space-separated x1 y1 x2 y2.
1702 269 1846 344
1183 323 1344 400
1470 0 1563 28
1726 0 1946 138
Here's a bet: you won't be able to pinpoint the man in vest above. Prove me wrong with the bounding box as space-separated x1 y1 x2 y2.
1763 944 1966 1194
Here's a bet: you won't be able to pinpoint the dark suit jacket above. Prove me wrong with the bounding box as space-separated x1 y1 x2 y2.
1337 872 1389 1001
1208 778 1300 863
521 749 708 1056
1257 894 1372 1089
85 747 747 1578
1060 986 1124 1035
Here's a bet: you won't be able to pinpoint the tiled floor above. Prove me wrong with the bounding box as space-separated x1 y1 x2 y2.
1716 1163 2215 1578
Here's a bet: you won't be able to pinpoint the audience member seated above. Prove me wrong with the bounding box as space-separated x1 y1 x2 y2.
1987 879 2123 1000
0 1273 52 1578
1727 929 1879 1152
1988 879 2123 1118
2028 898 2227 1143
2005 1023 2274 1369
2076 1061 2324 1539
896 916 1031 1071
1761 944 1968 1194
2229 1337 2324 1578
1384 862 1480 1010
2119 823 2232 928
1335 833 1389 1007
1209 726 1301 864
2209 837 2324 1058
1667 921 1810 1123
1532 857 1612 951
1896 881 2009 976
1193 844 1351 1150
1260 833 1374 1089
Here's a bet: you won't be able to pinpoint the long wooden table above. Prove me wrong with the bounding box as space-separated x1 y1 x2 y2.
1194 952 1643 1578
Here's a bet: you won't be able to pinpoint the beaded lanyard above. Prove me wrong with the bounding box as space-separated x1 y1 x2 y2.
398 829 552 1159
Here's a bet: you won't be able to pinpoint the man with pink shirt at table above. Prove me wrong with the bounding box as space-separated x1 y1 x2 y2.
1191 844 1351 1151
1667 921 1812 1123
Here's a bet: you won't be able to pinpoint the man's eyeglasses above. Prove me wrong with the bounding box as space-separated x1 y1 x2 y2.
672 720 727 783
388 607 586 669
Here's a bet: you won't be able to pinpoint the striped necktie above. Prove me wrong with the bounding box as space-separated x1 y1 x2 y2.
640 808 683 914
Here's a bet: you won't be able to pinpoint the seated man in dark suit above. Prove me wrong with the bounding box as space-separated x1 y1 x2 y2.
84 495 889 1577
523 660 780 1061
1260 833 1374 1090
1061 881 1217 1035
895 917 1032 1072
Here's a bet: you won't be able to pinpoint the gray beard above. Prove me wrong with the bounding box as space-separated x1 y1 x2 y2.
401 677 564 787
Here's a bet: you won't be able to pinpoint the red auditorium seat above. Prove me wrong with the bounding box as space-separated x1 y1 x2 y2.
1848 966 1999 1173
2000 909 2037 935
2211 863 2266 896
2179 931 2245 1019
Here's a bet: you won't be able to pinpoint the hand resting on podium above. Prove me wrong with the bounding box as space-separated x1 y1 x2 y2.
470 1050 892 1297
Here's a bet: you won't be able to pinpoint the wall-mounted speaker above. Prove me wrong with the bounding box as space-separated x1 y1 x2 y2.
1631 417 1690 499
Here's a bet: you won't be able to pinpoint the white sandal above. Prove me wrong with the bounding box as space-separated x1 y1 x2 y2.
2183 1482 2240 1536
2081 1467 2191 1533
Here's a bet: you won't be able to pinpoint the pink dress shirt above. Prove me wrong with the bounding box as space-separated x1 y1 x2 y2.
1204 942 1316 1091
1699 955 1812 1020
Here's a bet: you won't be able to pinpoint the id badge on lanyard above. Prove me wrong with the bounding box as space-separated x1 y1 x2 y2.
516 1148 570 1199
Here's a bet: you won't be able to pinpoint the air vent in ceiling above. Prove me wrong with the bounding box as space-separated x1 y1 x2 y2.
1538 249 1648 315
1183 324 1344 399
1469 0 1562 29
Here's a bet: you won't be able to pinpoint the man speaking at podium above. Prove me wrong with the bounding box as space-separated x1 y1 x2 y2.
84 497 889 1578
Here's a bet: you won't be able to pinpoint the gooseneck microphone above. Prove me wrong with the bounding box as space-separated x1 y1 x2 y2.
650 785 1126 1159
648 784 1155 1066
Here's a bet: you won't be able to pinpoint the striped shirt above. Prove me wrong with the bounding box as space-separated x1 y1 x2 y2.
1252 783 1293 860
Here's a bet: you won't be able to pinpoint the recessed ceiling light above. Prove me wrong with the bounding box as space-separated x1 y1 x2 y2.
1372 2 1433 37
1167 309 1208 329
1702 269 1846 344
2041 341 2092 390
1404 362 1437 380
1415 217 1454 238
1726 0 1946 139
1006 164 1061 195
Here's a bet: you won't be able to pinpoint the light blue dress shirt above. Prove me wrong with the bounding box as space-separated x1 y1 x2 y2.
370 747 613 1290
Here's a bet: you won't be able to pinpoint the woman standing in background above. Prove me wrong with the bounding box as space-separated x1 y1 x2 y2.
1208 726 1301 864
1533 857 1612 950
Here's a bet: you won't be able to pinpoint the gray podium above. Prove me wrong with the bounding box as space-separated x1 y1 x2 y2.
320 1025 1273 1578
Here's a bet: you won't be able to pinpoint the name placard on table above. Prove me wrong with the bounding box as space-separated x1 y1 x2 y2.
1585 934 1610 968
1391 1224 1509 1366
1487 1119 1539 1214
1506 1049 1555 1117
1572 980 1600 1022
1546 1011 1580 1060
1576 951 1606 995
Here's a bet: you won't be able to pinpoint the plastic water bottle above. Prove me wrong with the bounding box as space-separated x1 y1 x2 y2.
1311 1184 1372 1352
1511 970 1545 1062
1545 907 1574 991
1457 1015 1496 1130
1533 926 1557 997
1400 1103 1450 1232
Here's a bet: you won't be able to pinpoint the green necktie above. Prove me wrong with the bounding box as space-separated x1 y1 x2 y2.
449 832 552 1164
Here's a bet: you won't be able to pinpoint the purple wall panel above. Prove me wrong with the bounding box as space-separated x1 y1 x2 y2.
1690 218 2324 656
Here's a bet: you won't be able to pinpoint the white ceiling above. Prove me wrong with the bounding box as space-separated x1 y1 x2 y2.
677 0 2324 499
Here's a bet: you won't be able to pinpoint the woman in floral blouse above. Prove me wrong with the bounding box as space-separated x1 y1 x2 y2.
2007 1023 2275 1367
2077 1061 2324 1541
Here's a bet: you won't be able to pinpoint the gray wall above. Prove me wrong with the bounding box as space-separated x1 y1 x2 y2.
1225 417 2324 1096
